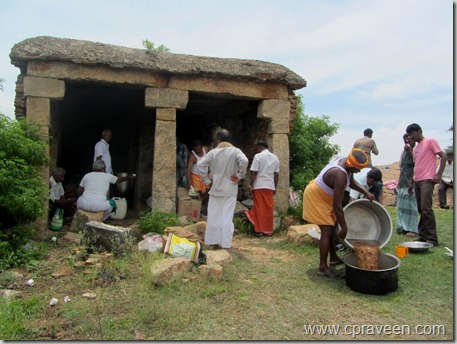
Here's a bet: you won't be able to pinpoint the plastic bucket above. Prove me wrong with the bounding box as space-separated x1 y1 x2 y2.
110 197 127 220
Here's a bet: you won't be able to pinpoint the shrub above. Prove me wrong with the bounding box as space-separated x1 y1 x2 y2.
0 114 49 271
0 114 48 229
0 225 49 273
233 216 253 234
287 202 304 220
137 209 180 235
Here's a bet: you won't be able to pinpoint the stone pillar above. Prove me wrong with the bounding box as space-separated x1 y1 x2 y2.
26 97 52 238
270 133 290 214
23 77 65 238
257 99 291 214
145 88 188 213
152 108 177 213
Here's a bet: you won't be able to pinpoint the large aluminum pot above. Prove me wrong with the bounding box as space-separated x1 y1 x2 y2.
117 172 134 194
337 199 393 249
344 252 400 295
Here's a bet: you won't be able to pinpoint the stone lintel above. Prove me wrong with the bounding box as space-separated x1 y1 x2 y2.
24 76 65 99
169 75 289 100
152 120 177 213
270 133 290 214
27 61 168 87
145 88 189 109
257 99 291 120
156 108 176 121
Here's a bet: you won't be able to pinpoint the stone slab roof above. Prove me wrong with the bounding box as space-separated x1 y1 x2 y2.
10 36 306 90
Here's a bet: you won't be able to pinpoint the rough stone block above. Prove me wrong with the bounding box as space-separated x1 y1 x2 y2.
186 221 207 239
155 108 176 121
59 231 82 245
83 221 132 255
203 250 233 267
287 224 321 246
69 209 104 233
150 257 192 285
26 97 50 130
282 216 302 230
199 264 223 278
164 226 203 243
257 99 290 120
152 120 176 213
1 290 24 299
145 88 188 109
268 115 290 134
23 76 65 99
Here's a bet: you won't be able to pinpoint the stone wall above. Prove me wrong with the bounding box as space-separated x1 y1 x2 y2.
13 58 300 234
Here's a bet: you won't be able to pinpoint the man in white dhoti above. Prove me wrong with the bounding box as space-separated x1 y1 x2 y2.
197 129 248 249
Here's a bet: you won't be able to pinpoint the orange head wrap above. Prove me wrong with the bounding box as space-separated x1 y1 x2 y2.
346 148 369 170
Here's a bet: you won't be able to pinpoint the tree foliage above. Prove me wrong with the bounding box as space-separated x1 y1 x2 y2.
289 95 340 192
0 114 48 228
142 38 170 52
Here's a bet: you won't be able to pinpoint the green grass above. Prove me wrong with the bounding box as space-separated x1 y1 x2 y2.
0 296 44 339
0 207 453 340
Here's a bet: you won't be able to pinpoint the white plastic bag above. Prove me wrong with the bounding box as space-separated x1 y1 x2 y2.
138 233 163 252
188 186 199 198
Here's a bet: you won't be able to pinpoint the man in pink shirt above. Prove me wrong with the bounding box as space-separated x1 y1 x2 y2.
406 123 446 246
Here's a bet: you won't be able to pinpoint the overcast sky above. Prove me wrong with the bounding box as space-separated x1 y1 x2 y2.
0 0 453 165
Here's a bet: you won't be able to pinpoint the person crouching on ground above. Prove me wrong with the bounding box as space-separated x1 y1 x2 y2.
77 160 135 221
348 167 383 203
49 167 77 219
302 148 374 279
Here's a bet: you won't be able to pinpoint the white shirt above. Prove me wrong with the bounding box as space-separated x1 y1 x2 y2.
49 176 65 202
94 139 112 175
250 149 279 190
191 149 207 174
440 161 453 184
197 142 248 198
349 167 370 200
79 172 118 201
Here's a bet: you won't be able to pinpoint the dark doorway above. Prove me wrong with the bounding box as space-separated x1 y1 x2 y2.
55 82 148 206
